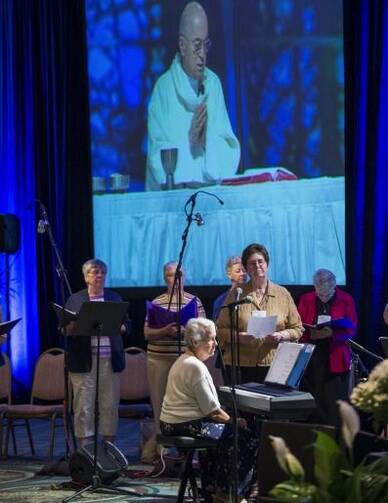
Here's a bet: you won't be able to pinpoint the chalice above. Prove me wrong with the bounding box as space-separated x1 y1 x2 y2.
160 148 178 190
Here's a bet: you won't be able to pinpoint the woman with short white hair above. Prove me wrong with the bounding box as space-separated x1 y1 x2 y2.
65 258 128 447
298 268 358 426
160 317 258 501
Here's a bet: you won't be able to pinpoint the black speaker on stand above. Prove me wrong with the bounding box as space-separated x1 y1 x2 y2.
69 440 128 486
0 214 20 254
0 214 20 322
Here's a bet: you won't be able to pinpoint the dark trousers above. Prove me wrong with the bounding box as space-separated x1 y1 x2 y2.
301 343 349 427
160 418 259 497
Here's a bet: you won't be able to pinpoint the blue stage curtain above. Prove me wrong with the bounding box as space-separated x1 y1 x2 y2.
0 0 40 392
0 0 92 396
344 0 388 355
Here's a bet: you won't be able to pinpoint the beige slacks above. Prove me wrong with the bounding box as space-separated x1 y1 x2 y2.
70 355 120 439
146 353 177 434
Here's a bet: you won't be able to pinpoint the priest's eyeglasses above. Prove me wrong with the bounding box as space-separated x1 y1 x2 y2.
181 34 212 55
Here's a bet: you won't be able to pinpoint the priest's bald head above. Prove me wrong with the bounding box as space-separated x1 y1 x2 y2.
178 2 210 81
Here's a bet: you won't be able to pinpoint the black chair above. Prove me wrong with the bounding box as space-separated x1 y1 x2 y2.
156 434 217 502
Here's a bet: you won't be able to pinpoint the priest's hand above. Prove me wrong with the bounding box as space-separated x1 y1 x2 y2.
189 102 207 150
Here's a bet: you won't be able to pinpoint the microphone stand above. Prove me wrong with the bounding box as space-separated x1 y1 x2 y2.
225 302 239 502
347 339 383 387
347 339 383 362
36 200 76 458
168 191 224 354
167 198 195 354
235 305 241 385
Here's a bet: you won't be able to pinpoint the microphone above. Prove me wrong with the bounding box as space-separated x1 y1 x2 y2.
198 82 205 96
220 297 253 310
36 200 50 235
37 219 47 234
234 287 243 311
346 339 384 361
193 212 204 226
185 190 224 207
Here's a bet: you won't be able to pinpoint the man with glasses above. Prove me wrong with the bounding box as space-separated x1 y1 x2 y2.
146 1 240 190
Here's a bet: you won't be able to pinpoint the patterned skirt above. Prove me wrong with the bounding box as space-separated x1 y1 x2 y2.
160 418 259 497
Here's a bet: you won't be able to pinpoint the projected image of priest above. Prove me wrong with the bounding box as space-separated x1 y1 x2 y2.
141 261 206 464
146 1 240 190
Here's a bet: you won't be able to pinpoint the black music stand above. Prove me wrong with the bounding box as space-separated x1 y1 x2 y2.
0 318 21 340
379 337 388 358
63 301 130 503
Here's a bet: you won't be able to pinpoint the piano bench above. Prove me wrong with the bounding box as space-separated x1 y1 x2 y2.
156 434 217 502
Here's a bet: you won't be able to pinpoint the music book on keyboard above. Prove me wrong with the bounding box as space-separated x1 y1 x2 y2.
239 342 315 396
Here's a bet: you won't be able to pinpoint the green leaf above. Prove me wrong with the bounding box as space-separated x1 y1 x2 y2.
314 432 347 491
269 480 317 502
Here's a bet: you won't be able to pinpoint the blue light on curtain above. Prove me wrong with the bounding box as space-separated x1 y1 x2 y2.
0 1 40 390
345 0 388 352
371 3 388 329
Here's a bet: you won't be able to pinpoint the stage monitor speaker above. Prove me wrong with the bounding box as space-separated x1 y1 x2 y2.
257 420 338 496
69 441 128 485
0 214 20 254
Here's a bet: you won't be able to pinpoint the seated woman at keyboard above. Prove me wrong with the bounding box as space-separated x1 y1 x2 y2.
160 317 259 502
217 243 304 384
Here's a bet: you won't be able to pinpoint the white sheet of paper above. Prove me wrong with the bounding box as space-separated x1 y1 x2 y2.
265 342 303 385
247 314 277 338
317 314 331 325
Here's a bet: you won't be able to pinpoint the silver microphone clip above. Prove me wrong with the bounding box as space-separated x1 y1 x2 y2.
37 219 48 234
194 212 205 226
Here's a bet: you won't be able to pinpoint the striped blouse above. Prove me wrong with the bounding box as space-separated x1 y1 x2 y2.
145 292 206 358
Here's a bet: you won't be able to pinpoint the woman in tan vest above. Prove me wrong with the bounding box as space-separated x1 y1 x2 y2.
217 243 303 384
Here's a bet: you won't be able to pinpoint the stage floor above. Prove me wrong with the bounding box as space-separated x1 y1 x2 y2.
0 417 182 502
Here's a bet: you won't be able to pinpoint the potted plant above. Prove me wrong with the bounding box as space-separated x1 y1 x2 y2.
268 360 388 503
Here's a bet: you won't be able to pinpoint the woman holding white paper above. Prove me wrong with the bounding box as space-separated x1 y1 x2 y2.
216 243 303 384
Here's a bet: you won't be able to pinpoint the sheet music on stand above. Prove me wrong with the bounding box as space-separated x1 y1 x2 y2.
265 342 315 389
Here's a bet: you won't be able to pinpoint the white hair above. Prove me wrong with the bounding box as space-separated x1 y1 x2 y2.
313 268 336 286
184 318 215 349
82 258 107 276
